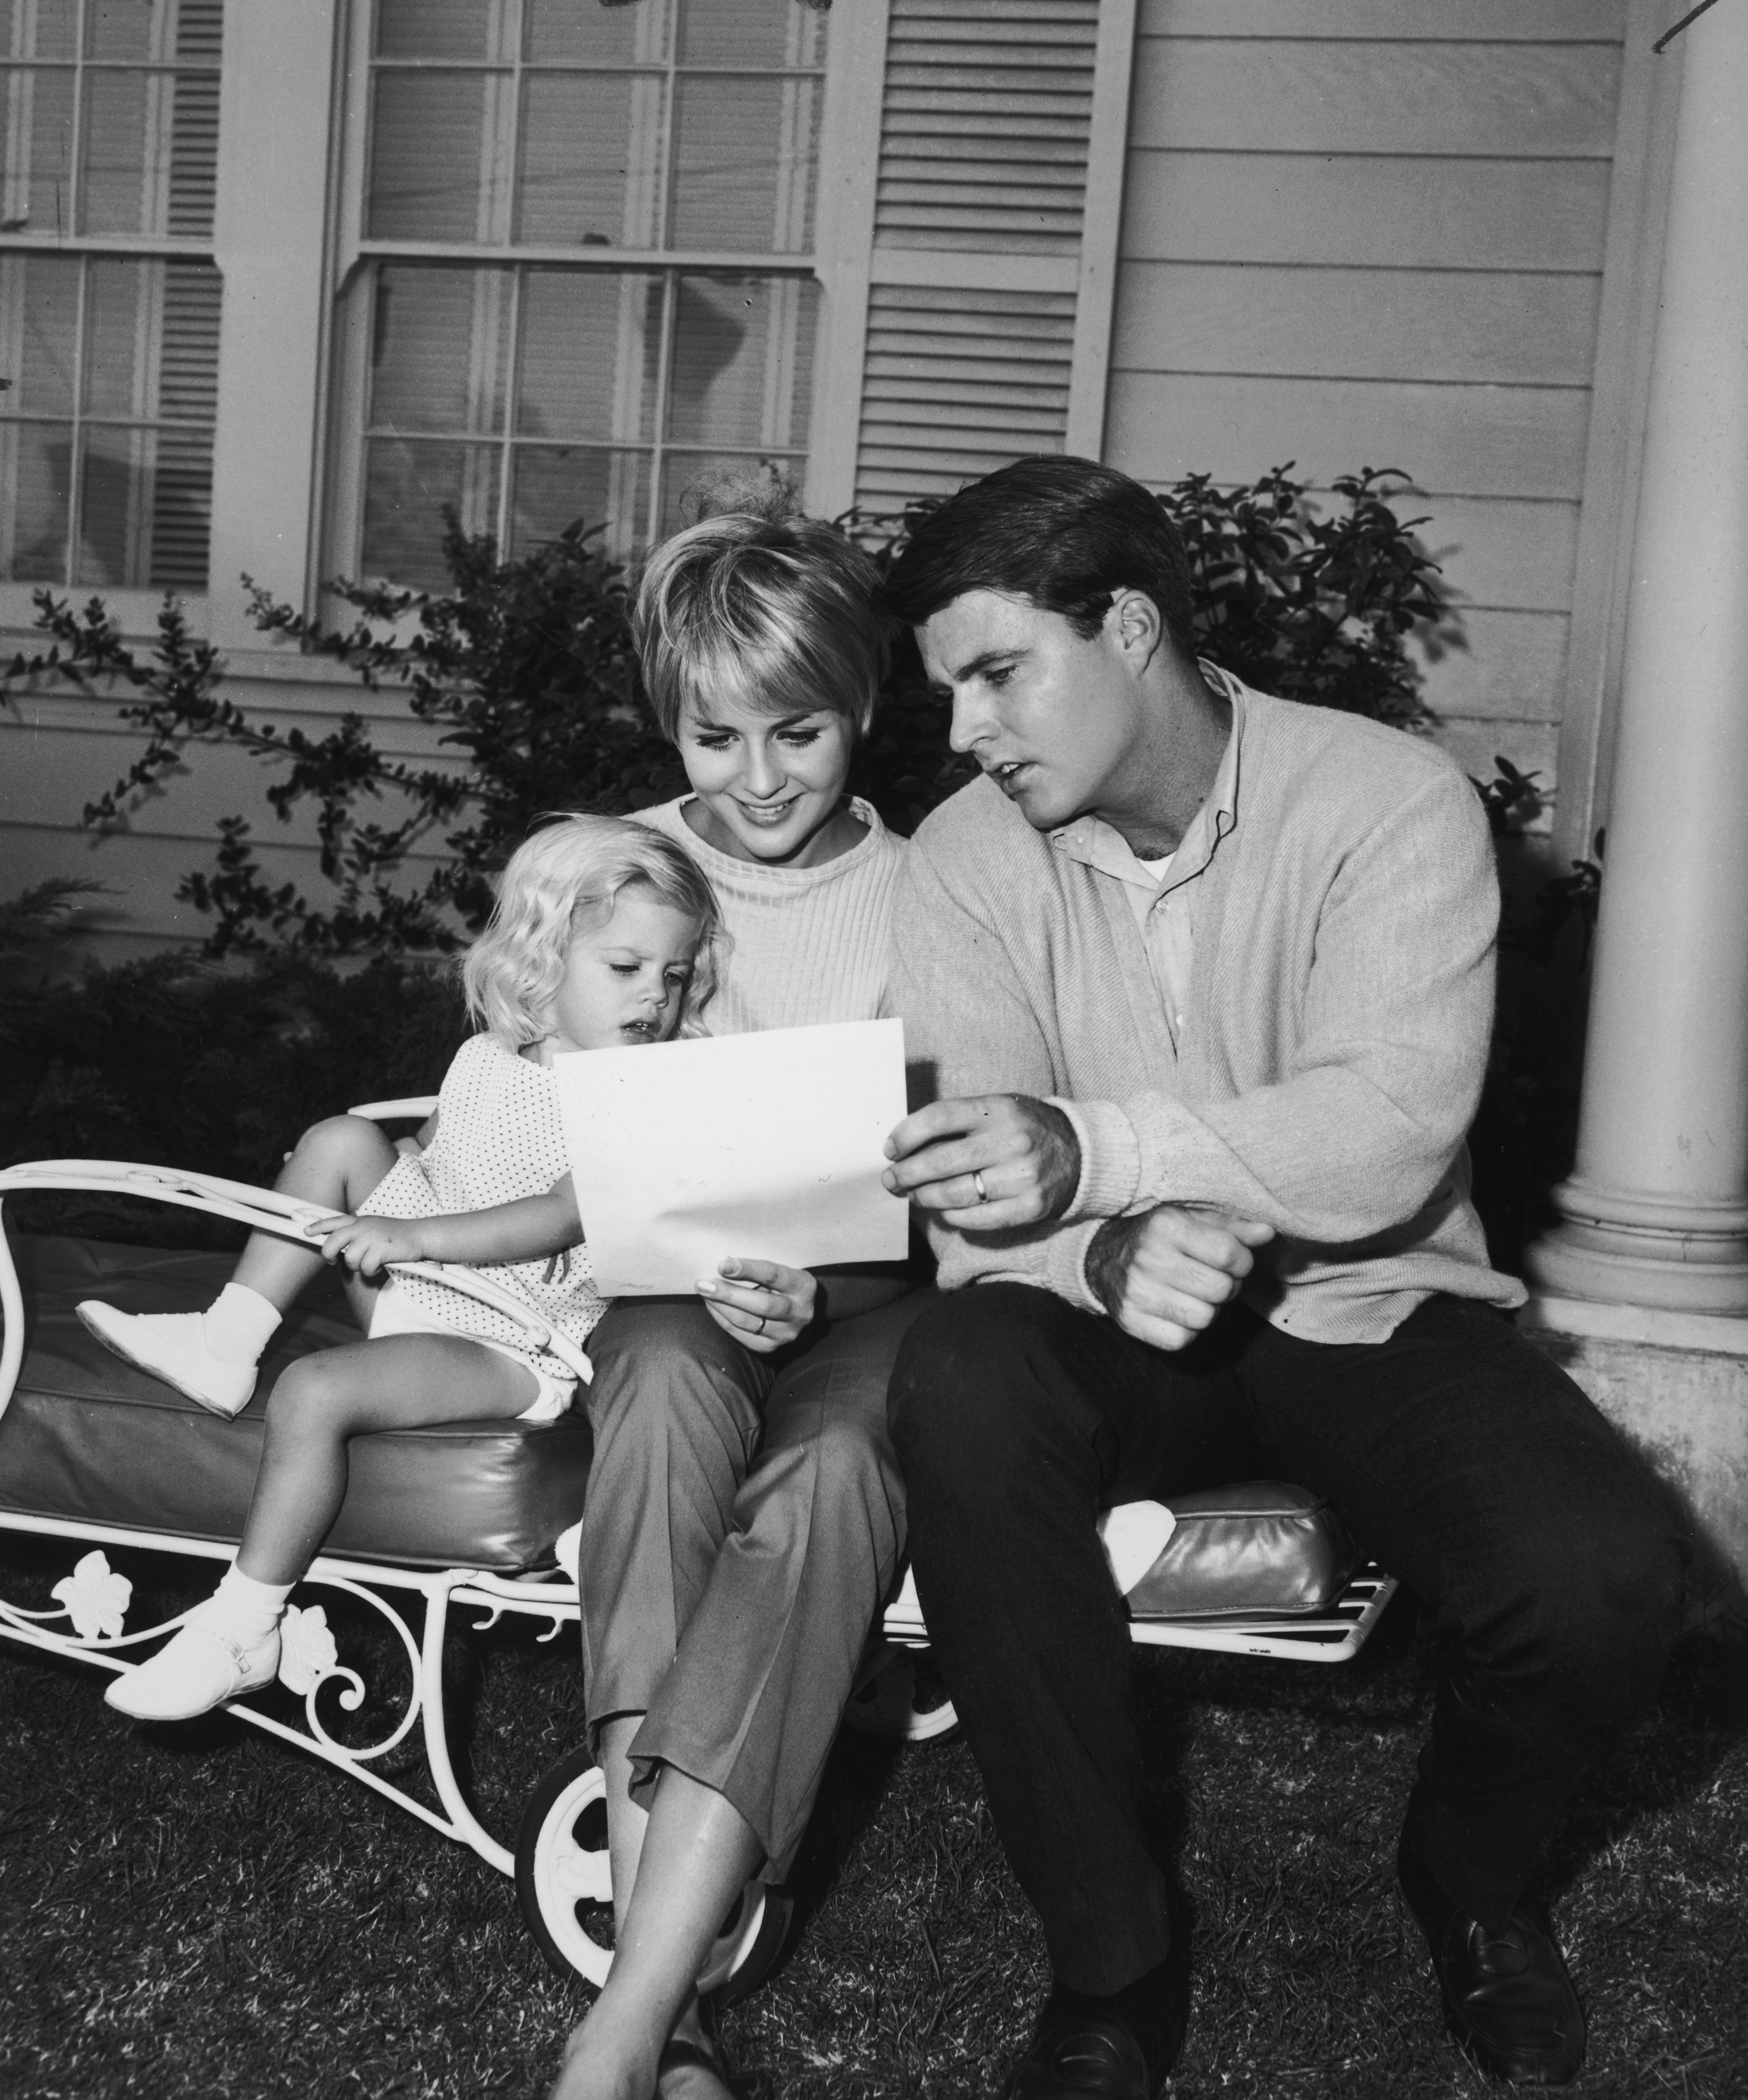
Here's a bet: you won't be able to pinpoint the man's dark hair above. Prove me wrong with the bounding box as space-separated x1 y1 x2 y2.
880 455 1198 657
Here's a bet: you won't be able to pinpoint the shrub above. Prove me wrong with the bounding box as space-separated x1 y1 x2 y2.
0 949 468 1244
4 467 1454 957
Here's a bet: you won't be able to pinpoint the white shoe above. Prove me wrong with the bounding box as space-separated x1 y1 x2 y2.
105 1608 282 1721
76 1302 257 1418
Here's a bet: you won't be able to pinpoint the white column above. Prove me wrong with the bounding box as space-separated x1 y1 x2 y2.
1527 6 1748 1311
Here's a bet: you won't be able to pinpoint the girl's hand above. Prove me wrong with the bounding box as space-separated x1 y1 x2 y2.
305 1211 428 1279
696 1258 816 1353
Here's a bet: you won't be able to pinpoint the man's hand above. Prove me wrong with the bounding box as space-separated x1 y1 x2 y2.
305 1211 428 1279
1086 1206 1275 1351
882 1094 1081 1230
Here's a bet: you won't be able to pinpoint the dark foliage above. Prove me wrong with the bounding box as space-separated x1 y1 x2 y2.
0 949 467 1243
1161 465 1447 723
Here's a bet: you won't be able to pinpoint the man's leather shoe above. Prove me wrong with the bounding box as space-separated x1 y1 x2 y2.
1000 1974 1184 2100
1400 1849 1585 2085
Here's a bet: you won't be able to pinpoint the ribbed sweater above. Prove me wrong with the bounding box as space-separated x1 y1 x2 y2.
633 795 906 1034
888 682 1525 1345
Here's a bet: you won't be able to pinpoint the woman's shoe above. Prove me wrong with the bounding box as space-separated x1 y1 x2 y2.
106 1609 281 1720
76 1302 257 1418
657 1998 741 2100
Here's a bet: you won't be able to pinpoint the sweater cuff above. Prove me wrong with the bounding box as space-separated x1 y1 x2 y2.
1041 1218 1107 1317
1050 1096 1142 1224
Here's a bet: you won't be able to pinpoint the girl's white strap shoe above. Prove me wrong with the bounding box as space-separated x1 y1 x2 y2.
105 1608 283 1721
76 1303 258 1418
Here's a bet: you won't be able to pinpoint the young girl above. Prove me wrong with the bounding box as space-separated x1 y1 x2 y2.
78 816 723 1724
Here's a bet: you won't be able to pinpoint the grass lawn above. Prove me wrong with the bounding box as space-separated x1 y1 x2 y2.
1 1531 1744 2100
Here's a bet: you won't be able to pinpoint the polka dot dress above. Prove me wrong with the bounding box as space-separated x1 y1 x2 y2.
361 1034 606 1375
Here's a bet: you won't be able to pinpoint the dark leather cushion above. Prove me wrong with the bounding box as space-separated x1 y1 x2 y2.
0 1235 591 1573
1131 1481 1359 1620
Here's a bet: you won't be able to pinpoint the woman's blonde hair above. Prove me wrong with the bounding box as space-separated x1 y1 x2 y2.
462 815 725 1046
634 479 888 741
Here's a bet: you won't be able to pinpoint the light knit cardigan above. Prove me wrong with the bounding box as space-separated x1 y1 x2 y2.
634 795 906 1035
888 681 1525 1345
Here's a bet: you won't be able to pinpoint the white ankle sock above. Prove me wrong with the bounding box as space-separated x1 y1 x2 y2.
202 1283 281 1367
207 1563 294 1645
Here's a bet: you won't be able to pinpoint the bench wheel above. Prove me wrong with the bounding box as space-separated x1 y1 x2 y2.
516 1747 795 2003
843 1643 960 1742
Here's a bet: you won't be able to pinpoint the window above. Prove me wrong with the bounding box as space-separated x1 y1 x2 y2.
331 0 827 588
0 0 222 591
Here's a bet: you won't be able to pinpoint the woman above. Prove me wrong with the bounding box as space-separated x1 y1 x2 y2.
552 494 929 2100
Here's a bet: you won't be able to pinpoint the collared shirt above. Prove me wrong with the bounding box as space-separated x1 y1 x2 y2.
1045 663 1243 1054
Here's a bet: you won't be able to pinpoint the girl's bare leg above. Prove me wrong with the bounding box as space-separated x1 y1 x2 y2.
233 1113 402 1321
109 1333 540 1719
236 1332 537 1583
550 1765 763 2100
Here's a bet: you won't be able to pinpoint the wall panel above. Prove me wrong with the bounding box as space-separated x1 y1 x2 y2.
1109 2 1628 816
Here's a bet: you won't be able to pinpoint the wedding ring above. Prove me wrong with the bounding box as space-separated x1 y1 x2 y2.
755 1312 768 1334
973 1170 989 1203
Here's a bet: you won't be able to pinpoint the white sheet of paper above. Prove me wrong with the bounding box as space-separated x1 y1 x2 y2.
554 1018 910 1295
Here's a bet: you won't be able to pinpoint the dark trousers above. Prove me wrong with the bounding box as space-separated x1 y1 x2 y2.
888 1284 1686 1995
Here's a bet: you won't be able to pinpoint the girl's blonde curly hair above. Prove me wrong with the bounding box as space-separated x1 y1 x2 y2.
462 815 725 1047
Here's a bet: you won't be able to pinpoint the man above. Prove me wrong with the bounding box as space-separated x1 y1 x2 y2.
879 457 1683 2098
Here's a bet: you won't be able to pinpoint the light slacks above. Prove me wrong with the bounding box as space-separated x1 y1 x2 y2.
576 1287 933 1879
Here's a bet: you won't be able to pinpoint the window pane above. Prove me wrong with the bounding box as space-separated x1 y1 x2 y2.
1 420 72 580
80 67 173 234
0 65 75 236
367 71 489 241
376 0 490 62
86 0 216 62
677 0 818 70
517 73 664 248
511 445 649 554
83 257 153 416
2 253 79 414
671 76 818 254
668 274 816 450
367 265 510 437
528 0 662 66
75 421 210 587
517 271 659 443
2 0 76 58
362 436 502 588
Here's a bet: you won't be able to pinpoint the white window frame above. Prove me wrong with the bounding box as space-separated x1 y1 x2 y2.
321 0 836 603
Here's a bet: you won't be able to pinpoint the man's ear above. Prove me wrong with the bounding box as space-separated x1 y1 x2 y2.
1110 587 1164 667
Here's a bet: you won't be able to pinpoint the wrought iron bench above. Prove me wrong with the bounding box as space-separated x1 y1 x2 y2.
0 1113 1396 1997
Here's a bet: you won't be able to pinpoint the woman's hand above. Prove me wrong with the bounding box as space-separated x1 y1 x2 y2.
305 1211 428 1279
696 1257 817 1353
882 1093 1081 1230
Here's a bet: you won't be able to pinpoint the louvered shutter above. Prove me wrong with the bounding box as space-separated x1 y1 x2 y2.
809 0 1134 519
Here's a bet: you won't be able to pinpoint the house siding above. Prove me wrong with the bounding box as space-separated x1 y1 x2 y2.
1107 0 1629 805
